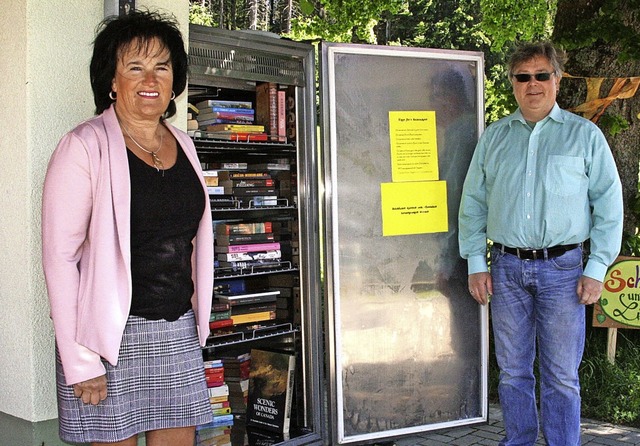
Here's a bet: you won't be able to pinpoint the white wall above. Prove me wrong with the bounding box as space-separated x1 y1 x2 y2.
0 0 188 423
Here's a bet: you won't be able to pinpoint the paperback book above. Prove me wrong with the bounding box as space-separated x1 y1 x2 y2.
246 349 296 434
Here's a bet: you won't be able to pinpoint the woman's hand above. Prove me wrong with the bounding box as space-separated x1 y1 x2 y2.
73 374 107 405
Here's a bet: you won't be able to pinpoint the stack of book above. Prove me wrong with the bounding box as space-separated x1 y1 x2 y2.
215 290 280 326
255 82 287 143
196 99 255 126
196 423 232 446
203 123 268 142
215 222 281 270
219 171 278 208
194 99 270 142
217 352 251 415
209 300 233 337
197 359 233 446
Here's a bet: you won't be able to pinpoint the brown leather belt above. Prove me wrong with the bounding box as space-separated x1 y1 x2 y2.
493 243 580 260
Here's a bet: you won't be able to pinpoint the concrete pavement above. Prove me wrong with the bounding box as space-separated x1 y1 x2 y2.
386 404 640 445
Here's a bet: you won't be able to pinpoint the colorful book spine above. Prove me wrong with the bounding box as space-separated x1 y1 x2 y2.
215 242 281 253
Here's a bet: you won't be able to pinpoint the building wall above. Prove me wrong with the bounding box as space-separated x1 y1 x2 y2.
0 0 188 429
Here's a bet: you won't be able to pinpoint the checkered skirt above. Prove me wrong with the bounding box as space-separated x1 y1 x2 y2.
55 310 213 443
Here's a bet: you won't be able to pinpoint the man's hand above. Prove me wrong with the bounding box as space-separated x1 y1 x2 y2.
468 272 492 305
72 374 107 405
576 275 604 305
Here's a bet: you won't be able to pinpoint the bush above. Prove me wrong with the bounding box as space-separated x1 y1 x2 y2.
580 328 640 426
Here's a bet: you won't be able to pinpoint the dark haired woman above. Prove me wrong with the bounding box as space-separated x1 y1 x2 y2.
42 10 214 445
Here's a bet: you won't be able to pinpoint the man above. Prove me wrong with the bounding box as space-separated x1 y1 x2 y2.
458 42 623 445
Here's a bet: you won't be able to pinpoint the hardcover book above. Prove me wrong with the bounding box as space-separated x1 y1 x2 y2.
215 222 273 236
255 82 278 141
195 99 253 110
215 290 280 306
246 349 296 434
215 233 276 246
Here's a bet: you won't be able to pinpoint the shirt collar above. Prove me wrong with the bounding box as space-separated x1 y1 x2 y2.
508 103 563 127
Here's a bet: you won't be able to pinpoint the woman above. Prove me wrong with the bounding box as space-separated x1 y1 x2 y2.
41 10 214 445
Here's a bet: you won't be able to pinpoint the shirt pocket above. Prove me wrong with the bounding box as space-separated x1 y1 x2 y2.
546 155 586 197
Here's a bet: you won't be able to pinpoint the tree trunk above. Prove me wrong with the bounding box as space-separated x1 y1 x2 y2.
553 0 640 251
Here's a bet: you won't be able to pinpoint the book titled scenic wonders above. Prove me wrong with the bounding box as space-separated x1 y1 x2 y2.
246 348 296 434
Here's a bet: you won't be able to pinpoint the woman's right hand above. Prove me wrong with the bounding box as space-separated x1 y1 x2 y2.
72 374 107 405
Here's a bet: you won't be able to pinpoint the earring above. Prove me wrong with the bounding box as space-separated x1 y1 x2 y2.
170 91 176 100
109 91 116 100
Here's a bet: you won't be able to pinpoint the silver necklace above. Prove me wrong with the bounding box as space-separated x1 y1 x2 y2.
123 125 164 173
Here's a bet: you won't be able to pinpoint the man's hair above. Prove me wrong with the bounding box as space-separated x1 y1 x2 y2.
507 42 566 78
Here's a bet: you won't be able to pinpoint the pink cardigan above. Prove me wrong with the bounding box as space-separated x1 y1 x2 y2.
42 105 214 385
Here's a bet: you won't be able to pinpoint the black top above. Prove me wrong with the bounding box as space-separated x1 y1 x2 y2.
127 144 205 321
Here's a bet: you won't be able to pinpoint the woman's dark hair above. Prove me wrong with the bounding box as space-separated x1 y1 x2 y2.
90 9 188 118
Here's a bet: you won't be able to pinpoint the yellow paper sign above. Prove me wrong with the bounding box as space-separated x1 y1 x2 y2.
380 181 448 236
388 111 438 182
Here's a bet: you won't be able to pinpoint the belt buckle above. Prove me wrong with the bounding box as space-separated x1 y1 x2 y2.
532 249 538 260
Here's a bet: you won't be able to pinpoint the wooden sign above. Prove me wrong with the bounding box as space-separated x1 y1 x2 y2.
593 256 640 329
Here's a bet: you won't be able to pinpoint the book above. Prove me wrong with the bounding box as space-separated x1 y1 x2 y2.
215 222 273 235
211 301 231 312
220 178 275 189
198 114 255 126
229 187 278 197
210 309 231 321
214 279 246 295
208 383 230 399
215 233 276 246
255 82 279 141
231 310 276 325
202 170 219 186
246 349 296 434
217 171 272 180
195 99 253 110
201 106 255 115
250 162 291 171
230 302 277 316
209 318 234 330
206 132 268 142
217 250 281 262
277 88 287 142
215 242 281 254
207 186 225 195
216 290 280 306
187 118 199 131
246 427 289 445
208 162 248 170
205 123 265 133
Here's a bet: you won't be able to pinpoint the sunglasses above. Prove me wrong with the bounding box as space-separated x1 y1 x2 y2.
513 72 554 83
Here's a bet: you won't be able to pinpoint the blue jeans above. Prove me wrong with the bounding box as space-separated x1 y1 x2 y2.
490 246 585 446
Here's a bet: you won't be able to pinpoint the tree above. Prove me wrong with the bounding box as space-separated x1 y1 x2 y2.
553 0 640 254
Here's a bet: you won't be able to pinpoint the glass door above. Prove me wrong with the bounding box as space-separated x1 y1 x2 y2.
320 42 488 445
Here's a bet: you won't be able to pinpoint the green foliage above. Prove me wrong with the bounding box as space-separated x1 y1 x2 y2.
621 183 640 256
190 2 216 27
484 64 517 124
580 331 640 426
480 0 557 51
599 112 631 137
554 0 640 62
290 0 405 43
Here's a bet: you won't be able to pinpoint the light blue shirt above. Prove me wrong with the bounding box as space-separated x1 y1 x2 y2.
458 103 623 282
